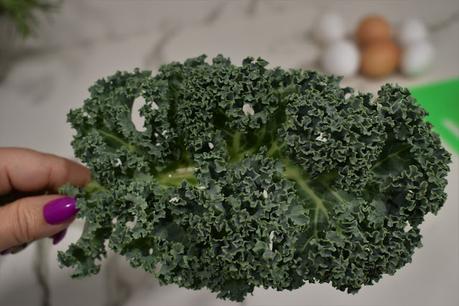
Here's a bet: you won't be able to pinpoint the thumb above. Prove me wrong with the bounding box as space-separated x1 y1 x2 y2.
0 195 78 252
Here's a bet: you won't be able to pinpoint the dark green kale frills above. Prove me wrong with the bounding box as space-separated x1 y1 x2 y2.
59 55 451 301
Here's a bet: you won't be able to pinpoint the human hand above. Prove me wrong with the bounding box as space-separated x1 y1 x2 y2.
0 148 90 254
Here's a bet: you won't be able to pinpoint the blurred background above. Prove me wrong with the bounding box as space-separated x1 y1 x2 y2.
0 1 458 306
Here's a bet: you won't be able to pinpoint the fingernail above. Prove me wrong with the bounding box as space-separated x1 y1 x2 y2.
43 196 78 225
1 249 10 255
51 229 67 245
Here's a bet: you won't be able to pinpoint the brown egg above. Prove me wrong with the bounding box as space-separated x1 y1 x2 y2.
356 15 392 47
360 40 400 78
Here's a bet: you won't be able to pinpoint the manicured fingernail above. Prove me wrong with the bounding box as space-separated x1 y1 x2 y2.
1 249 10 255
43 196 78 225
51 229 67 245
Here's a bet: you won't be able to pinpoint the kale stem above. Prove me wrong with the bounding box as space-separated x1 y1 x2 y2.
98 129 136 152
228 132 244 163
232 132 241 159
283 162 329 219
267 141 285 157
371 145 410 170
84 180 107 193
320 182 345 206
157 166 197 186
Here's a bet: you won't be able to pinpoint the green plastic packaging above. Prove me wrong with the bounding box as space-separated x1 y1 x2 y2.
410 78 459 154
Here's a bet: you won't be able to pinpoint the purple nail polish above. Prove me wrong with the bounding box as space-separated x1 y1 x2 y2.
52 229 67 245
43 196 78 225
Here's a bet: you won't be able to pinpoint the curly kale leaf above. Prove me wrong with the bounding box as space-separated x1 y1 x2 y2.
59 55 451 301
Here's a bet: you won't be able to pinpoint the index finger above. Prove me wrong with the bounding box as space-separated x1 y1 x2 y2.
0 148 91 195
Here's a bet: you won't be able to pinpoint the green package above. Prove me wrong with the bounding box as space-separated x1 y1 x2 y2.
410 78 459 154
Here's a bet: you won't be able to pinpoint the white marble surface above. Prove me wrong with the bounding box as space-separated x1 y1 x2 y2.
0 1 458 306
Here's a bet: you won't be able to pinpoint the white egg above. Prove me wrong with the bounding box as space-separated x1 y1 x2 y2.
397 18 428 47
401 40 434 77
313 13 346 45
321 40 360 76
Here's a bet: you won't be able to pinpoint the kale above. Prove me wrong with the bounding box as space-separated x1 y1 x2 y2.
0 0 59 37
59 55 451 301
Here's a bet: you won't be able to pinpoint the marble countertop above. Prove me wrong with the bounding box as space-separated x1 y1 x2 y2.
0 1 458 306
